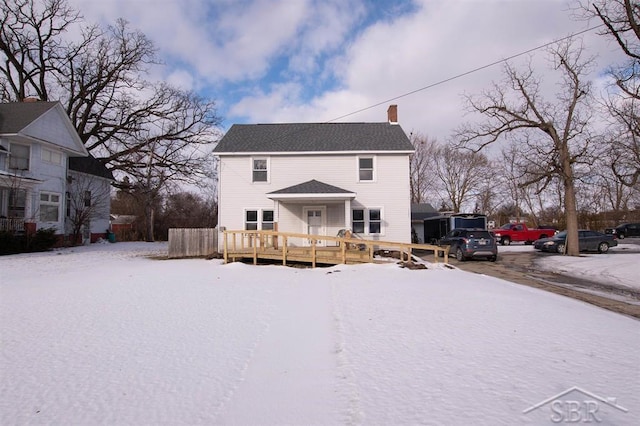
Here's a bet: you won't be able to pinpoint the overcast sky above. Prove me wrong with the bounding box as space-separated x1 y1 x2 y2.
69 0 625 143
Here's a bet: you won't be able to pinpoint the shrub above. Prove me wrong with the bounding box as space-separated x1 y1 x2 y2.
0 228 58 255
0 231 26 255
28 228 58 252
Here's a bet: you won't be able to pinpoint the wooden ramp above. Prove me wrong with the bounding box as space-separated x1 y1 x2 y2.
223 230 449 267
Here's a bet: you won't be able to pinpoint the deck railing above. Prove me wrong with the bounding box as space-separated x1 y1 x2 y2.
222 229 449 267
0 218 25 233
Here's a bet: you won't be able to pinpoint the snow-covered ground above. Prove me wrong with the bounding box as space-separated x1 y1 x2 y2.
499 241 640 290
1 242 639 425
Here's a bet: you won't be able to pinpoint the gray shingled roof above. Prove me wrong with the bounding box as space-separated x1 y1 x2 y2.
0 102 59 133
213 122 414 153
69 155 115 180
268 179 354 195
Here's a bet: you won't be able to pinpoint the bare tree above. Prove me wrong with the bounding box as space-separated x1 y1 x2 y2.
0 0 220 187
456 40 596 256
65 172 111 244
577 0 640 187
433 145 490 213
409 132 439 204
156 191 218 238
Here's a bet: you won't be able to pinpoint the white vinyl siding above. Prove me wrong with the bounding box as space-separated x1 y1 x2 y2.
217 153 411 248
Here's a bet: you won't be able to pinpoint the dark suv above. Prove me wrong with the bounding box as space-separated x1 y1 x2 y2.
439 228 498 262
611 223 640 239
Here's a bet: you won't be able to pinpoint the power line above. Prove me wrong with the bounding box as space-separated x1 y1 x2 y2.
326 24 606 123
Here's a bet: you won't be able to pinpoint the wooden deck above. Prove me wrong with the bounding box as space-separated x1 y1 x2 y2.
223 230 449 267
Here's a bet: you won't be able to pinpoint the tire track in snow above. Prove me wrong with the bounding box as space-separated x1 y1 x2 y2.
330 277 364 425
209 299 277 423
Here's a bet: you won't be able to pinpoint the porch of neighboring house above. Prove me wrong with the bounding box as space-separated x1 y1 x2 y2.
222 229 449 267
0 183 34 234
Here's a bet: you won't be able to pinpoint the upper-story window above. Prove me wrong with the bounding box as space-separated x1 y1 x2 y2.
42 148 62 165
252 158 268 182
9 143 30 170
358 156 374 181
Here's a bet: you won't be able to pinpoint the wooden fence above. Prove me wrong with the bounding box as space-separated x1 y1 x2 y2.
168 228 218 258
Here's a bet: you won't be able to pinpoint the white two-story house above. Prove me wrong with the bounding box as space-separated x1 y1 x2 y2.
0 101 113 243
213 105 415 250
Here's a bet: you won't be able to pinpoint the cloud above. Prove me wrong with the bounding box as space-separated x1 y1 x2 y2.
67 0 628 141
228 0 628 140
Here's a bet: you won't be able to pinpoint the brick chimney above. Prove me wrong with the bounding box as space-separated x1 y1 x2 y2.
387 104 398 124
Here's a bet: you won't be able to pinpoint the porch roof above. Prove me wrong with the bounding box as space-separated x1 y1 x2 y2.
267 179 356 201
0 170 43 187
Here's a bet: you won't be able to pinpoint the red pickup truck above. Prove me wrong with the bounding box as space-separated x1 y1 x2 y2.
492 223 556 245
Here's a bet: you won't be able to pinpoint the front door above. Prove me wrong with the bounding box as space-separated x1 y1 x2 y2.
303 207 326 246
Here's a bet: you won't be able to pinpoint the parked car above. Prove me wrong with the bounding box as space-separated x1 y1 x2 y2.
533 230 618 253
439 228 497 261
492 223 555 245
609 223 640 239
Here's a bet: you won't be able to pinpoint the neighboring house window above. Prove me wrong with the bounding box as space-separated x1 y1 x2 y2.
245 210 258 230
358 156 374 181
352 207 383 235
40 192 61 222
84 190 92 207
42 148 62 165
8 189 26 217
252 158 268 182
9 143 30 170
262 210 274 230
66 192 71 217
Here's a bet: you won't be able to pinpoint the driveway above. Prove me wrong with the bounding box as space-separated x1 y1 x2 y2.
430 240 640 320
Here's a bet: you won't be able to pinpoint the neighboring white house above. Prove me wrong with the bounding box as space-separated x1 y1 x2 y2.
213 105 415 250
0 100 113 242
67 155 115 242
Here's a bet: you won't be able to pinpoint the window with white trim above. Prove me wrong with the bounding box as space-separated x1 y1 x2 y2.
9 143 30 170
40 192 61 222
352 207 383 235
358 156 374 181
245 209 275 230
262 210 274 230
245 210 258 230
252 158 268 182
42 148 62 165
352 209 365 233
369 209 381 234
